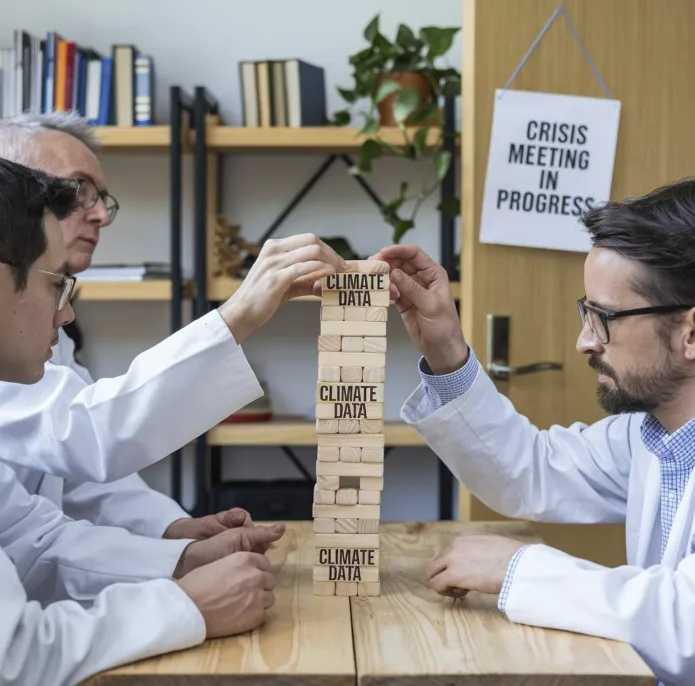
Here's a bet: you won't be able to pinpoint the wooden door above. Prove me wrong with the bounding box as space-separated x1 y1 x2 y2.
460 0 695 566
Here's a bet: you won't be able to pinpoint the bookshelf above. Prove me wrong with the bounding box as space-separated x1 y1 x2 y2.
94 126 175 150
75 279 193 301
208 419 425 447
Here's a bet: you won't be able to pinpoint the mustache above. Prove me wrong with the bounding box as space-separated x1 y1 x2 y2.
588 355 616 379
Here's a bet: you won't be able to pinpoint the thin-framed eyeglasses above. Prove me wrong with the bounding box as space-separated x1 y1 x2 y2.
577 295 695 344
75 177 119 223
37 270 77 310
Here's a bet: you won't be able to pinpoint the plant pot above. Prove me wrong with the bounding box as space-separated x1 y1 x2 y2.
376 72 438 127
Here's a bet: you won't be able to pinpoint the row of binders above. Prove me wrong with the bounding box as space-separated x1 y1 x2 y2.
0 30 154 126
239 59 326 127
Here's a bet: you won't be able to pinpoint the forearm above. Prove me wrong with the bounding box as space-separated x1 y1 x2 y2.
503 544 694 685
0 551 205 686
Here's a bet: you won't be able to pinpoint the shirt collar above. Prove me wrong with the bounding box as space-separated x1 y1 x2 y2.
641 414 695 469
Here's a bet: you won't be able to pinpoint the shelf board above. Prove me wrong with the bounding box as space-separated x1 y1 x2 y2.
94 126 173 150
74 280 193 301
207 277 460 302
207 418 425 447
206 126 445 153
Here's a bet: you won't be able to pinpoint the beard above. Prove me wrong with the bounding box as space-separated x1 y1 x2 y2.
589 353 687 415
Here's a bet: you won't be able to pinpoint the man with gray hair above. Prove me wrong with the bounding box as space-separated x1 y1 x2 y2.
0 113 344 578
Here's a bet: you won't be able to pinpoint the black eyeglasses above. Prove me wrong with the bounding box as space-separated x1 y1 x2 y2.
75 177 119 223
577 296 695 344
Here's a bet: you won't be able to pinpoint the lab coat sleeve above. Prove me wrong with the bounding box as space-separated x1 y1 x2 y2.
62 474 190 538
401 356 632 523
0 464 190 606
502 544 695 685
0 309 263 482
0 549 206 686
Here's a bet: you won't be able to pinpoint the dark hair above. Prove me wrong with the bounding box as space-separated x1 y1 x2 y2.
0 157 78 290
581 178 695 306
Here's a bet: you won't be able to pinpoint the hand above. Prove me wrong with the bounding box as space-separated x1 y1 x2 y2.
370 245 468 375
173 523 286 578
218 234 346 344
163 508 254 541
427 533 528 597
177 551 277 638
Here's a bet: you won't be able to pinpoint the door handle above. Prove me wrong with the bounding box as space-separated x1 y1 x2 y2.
486 314 563 381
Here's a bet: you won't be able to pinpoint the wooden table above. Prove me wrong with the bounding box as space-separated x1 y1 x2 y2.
88 521 653 685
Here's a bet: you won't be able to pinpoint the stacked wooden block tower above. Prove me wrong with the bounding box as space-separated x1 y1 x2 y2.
313 259 389 597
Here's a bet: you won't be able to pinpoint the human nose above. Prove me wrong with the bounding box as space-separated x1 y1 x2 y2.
86 197 112 228
54 301 75 329
576 317 604 355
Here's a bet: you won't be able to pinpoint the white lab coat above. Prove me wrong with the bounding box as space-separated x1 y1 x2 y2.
0 309 262 483
402 359 695 686
2 327 192 538
0 459 206 686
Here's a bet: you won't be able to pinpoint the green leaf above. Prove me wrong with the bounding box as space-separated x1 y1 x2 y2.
331 110 352 126
383 182 409 218
419 26 460 59
435 150 453 182
359 117 380 135
392 217 415 243
364 14 380 43
374 79 401 104
373 33 394 53
442 74 461 98
409 101 439 126
393 88 420 125
437 195 461 216
396 24 417 48
412 127 431 156
337 88 357 104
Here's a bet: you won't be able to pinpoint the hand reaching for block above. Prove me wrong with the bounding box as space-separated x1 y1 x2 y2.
218 234 346 344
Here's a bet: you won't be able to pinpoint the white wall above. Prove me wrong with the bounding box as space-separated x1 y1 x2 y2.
0 0 463 520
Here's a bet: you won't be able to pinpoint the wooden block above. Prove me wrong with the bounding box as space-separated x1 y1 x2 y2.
317 445 339 462
335 582 358 596
336 488 358 505
357 519 380 534
358 582 381 597
321 321 386 336
338 419 360 434
317 475 339 490
359 490 381 504
318 366 341 382
318 335 341 352
313 581 336 596
363 367 386 382
360 477 384 491
321 306 344 321
361 447 384 463
317 433 385 448
318 352 385 368
343 259 389 274
322 291 389 307
366 307 388 322
313 503 381 519
341 336 364 352
314 566 379 583
315 545 379 565
314 517 336 533
335 518 358 534
317 382 384 403
340 366 362 383
316 418 339 434
363 337 387 353
316 461 384 477
314 486 336 505
339 446 361 462
344 307 367 321
314 533 380 548
316 402 383 420
360 418 383 434
322 273 389 291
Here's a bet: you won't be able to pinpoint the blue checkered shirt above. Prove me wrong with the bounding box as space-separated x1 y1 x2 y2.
418 348 695 616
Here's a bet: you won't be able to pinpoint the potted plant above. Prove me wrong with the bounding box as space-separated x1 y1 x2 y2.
332 14 461 243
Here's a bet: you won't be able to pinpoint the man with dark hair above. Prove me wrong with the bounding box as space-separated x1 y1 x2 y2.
376 178 695 686
0 157 283 685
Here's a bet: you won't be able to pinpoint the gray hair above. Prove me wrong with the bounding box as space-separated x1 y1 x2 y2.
0 112 100 168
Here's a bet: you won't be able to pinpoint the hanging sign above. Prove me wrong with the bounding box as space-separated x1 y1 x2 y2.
479 89 621 253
